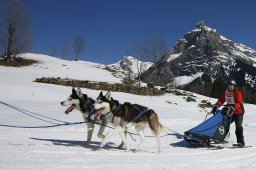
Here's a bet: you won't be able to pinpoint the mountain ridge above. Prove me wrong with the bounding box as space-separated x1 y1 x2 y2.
107 56 153 80
141 21 256 103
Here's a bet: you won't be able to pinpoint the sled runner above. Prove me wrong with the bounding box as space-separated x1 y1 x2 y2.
184 106 235 146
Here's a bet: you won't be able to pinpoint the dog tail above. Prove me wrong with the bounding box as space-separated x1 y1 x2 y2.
148 110 168 134
159 122 168 133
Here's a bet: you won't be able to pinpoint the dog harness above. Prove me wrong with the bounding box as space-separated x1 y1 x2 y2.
111 103 122 123
86 109 95 121
130 107 149 122
114 103 149 123
106 103 149 123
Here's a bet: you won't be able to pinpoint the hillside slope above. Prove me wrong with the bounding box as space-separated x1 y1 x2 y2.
0 53 255 170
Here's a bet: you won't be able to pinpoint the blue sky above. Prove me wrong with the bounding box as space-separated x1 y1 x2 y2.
5 0 256 64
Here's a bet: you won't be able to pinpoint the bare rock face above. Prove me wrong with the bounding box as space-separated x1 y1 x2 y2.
141 21 256 101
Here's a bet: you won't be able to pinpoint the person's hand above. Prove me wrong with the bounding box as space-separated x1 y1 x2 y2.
211 105 218 114
226 106 235 117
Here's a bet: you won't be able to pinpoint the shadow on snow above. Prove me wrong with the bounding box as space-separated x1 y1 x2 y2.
30 137 120 151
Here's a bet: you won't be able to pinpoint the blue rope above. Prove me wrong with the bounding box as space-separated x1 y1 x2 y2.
0 122 81 129
0 101 79 128
0 101 69 124
0 101 184 137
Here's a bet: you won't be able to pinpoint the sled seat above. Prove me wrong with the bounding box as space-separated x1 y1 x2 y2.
184 107 234 146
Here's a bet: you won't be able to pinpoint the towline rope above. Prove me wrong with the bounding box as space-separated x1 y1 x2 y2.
0 101 183 138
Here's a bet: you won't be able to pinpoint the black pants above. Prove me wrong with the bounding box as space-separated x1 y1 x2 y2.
231 114 244 144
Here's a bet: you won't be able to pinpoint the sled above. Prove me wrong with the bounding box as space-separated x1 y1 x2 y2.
184 106 235 147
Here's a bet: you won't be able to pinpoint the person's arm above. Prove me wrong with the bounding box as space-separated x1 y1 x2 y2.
235 90 244 113
211 92 225 114
216 93 225 106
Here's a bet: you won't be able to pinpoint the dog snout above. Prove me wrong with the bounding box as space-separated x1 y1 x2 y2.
60 101 64 105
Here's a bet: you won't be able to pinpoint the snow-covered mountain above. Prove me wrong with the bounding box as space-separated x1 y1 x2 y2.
141 21 256 101
108 56 153 79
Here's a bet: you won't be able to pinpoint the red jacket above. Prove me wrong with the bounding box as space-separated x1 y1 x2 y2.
217 89 244 115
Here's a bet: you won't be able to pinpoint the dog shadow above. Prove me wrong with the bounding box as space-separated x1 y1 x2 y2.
30 137 118 151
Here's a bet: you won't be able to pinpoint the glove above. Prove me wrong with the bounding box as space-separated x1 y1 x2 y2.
226 106 235 117
211 105 218 115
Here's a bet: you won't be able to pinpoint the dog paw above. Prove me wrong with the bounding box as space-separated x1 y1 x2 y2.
100 142 105 147
117 142 125 148
135 149 140 152
81 142 89 147
97 134 105 139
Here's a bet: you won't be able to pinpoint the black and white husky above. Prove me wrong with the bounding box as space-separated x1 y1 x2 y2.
93 91 167 153
60 87 107 146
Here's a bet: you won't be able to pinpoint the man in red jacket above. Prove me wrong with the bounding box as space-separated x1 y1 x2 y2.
211 80 245 147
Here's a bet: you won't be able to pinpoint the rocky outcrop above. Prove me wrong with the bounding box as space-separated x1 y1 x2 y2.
141 21 256 103
34 77 163 96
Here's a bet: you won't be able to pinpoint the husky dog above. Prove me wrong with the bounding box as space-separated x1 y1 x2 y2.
60 87 106 146
93 91 167 153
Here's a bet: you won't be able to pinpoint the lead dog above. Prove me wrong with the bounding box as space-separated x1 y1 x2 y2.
60 87 107 146
93 91 167 153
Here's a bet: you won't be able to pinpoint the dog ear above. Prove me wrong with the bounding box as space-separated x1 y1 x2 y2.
72 87 76 94
77 87 83 97
99 91 103 97
105 91 111 101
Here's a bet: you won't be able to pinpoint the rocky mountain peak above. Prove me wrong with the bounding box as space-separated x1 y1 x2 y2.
197 20 206 28
141 22 256 103
108 56 153 79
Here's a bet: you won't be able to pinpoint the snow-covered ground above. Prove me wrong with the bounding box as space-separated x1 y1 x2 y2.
0 54 256 170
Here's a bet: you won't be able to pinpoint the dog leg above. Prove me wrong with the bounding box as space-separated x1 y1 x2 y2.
118 126 131 149
152 125 161 153
86 122 94 145
100 126 123 147
148 112 162 153
118 139 124 148
119 130 129 152
97 121 106 139
118 126 129 148
135 125 145 152
156 133 161 153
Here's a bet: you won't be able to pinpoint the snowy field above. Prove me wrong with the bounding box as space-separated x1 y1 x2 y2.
0 54 256 170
